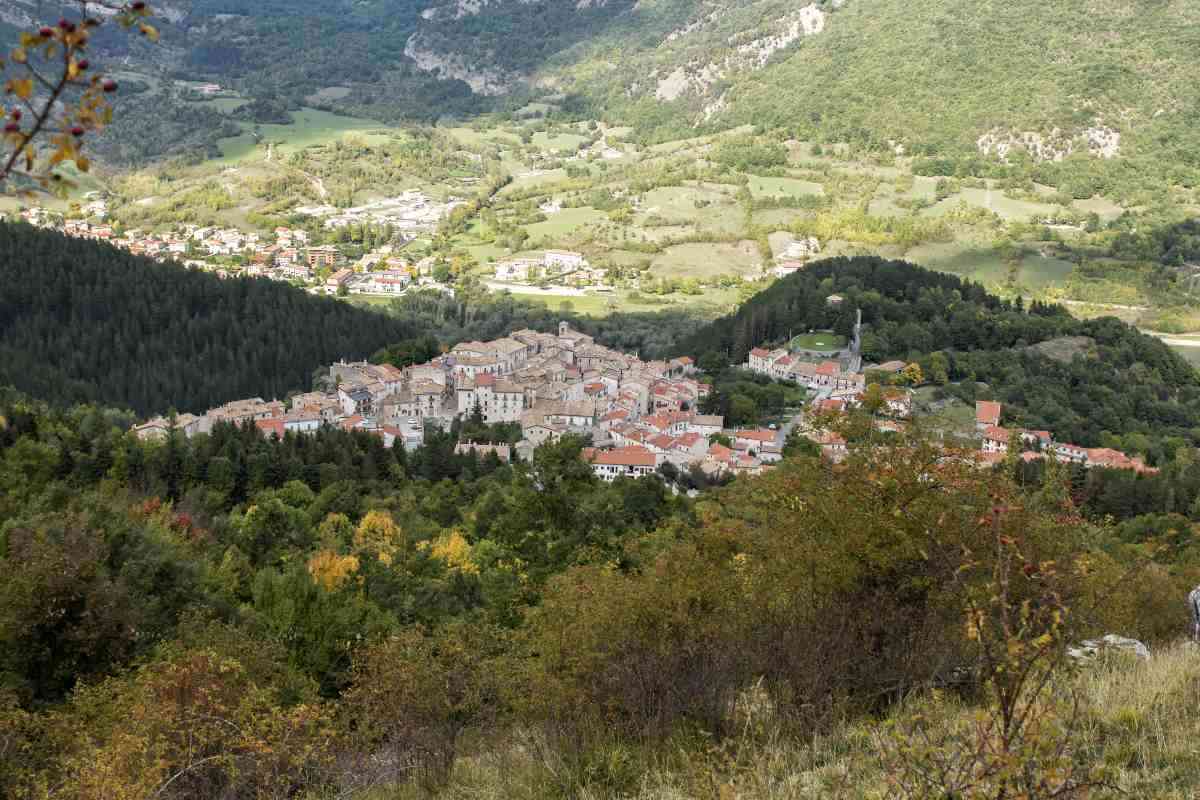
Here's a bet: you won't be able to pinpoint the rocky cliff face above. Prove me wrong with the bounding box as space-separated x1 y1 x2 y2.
403 31 522 96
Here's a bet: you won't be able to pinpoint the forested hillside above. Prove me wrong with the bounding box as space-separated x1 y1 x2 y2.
0 223 415 415
681 256 1200 461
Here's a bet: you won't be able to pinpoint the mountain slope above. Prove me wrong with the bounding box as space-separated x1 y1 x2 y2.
7 0 1199 189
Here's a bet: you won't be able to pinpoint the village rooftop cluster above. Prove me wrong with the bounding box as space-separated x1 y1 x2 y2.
5 196 463 297
742 311 1155 473
135 323 784 480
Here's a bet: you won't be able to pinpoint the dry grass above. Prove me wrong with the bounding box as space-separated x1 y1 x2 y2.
359 643 1200 799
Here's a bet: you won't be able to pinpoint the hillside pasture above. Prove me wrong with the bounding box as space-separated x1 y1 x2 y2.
524 206 608 240
746 176 824 199
650 241 763 280
905 241 1073 289
923 187 1061 221
637 185 744 235
531 131 590 153
216 108 383 163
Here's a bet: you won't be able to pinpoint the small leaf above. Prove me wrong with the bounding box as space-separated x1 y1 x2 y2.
9 78 33 100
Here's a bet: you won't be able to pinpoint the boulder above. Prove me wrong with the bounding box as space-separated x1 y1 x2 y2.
1067 634 1150 662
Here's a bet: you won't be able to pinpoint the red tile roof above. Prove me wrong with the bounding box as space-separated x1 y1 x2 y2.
737 429 777 443
976 401 1002 426
708 444 734 462
255 418 285 438
590 446 657 467
983 425 1011 442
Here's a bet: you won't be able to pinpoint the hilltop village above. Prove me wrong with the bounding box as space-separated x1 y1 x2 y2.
133 313 1156 480
134 323 776 480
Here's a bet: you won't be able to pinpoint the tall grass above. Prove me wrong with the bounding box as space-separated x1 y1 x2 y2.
362 643 1200 799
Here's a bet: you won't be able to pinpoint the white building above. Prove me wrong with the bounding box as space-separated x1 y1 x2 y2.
544 250 587 271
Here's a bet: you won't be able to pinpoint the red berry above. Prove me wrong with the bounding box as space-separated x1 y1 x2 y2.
76 59 89 71
3 122 19 133
57 18 75 32
102 79 118 93
11 110 21 121
70 125 85 137
39 26 54 37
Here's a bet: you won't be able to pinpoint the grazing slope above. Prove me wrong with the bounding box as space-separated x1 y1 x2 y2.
0 223 415 415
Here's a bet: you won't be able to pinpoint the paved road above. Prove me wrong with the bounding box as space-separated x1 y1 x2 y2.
776 387 830 444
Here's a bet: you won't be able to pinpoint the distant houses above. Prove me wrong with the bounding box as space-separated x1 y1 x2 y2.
131 321 775 477
973 401 1154 474
493 250 609 288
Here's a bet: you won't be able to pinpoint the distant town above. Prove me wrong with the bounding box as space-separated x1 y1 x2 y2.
134 322 777 480
2 195 630 301
132 315 1155 481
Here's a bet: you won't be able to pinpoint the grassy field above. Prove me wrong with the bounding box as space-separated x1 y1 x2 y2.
746 176 824 199
636 186 744 236
1168 344 1200 370
216 108 383 162
651 241 763 279
531 131 590 152
905 240 1073 289
524 207 607 240
924 187 1061 221
790 332 846 351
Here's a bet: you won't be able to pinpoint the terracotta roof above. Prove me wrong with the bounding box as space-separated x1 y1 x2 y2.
255 418 285 438
589 446 657 467
642 414 672 431
983 425 1011 442
750 348 770 358
816 361 840 376
708 444 734 462
737 429 777 443
976 401 1002 426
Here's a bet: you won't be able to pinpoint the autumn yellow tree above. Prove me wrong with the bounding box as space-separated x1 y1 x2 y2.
354 509 405 565
423 530 479 575
307 550 360 591
1 1 157 192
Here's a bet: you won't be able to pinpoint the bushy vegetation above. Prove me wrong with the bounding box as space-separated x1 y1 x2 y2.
0 387 1191 798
